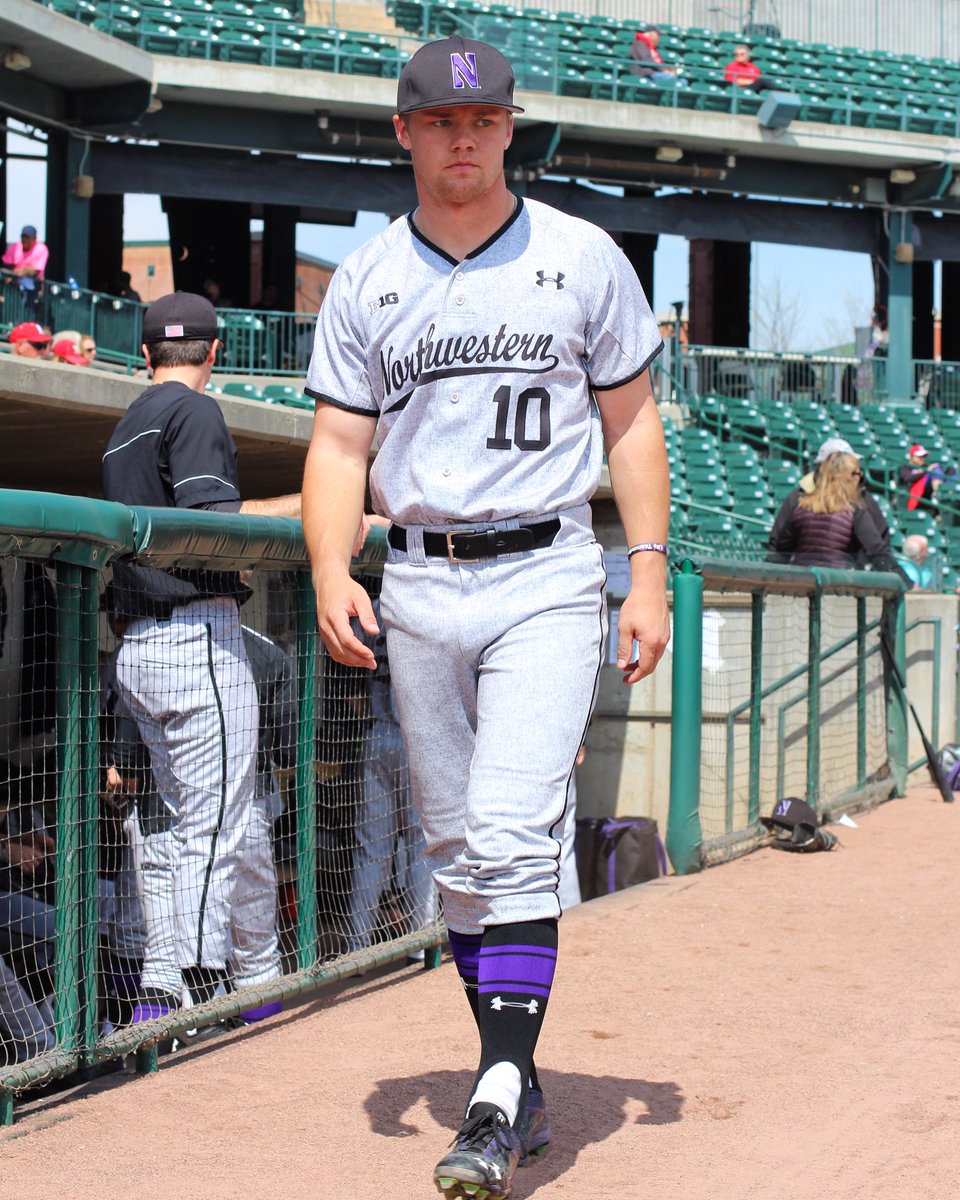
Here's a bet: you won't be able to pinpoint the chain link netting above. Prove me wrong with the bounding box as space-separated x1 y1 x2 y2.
0 555 438 1081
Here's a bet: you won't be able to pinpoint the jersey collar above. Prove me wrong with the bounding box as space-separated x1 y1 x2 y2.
407 197 524 266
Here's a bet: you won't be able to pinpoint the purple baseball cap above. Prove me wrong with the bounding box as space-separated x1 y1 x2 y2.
397 36 524 115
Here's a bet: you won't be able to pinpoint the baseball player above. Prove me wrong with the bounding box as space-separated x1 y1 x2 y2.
101 292 300 1016
302 36 669 1200
101 619 297 1026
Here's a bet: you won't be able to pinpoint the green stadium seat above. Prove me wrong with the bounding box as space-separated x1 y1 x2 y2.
690 512 737 537
690 83 731 112
258 35 306 69
558 68 591 98
221 381 265 401
619 77 663 106
338 42 385 76
138 18 181 51
262 383 301 403
282 395 316 411
216 29 262 63
300 36 337 71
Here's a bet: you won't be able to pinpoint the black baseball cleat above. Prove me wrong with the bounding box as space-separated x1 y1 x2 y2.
433 1108 522 1200
517 1087 551 1165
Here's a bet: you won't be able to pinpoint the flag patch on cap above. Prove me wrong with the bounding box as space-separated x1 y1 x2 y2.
165 323 184 337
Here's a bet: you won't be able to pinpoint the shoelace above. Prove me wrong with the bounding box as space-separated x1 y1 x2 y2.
453 1112 506 1151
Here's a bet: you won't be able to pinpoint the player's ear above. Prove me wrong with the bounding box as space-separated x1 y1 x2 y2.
503 113 514 151
393 113 412 150
142 343 152 368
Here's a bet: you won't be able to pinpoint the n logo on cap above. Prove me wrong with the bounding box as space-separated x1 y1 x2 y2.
450 52 480 90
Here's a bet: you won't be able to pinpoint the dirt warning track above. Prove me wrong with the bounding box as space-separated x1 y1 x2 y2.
2 789 956 1200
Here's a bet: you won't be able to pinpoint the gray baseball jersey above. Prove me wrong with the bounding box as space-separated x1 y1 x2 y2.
305 197 662 527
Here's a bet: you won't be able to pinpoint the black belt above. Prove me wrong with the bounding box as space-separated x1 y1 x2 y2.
388 518 560 563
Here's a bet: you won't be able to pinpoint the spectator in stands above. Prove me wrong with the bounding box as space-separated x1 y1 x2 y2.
723 44 776 92
202 277 232 308
767 449 901 570
2 225 48 317
255 283 279 312
8 322 52 359
51 335 89 366
900 443 941 511
789 438 901 567
897 534 934 589
629 28 681 84
79 334 98 365
112 271 142 303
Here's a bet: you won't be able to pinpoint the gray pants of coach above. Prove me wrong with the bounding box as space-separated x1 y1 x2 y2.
115 598 271 976
380 513 605 936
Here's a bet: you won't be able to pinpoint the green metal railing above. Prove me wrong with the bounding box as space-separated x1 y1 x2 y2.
0 491 442 1122
0 496 934 1120
665 557 911 873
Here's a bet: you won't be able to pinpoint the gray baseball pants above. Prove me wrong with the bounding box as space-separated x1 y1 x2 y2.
115 598 263 973
380 517 606 935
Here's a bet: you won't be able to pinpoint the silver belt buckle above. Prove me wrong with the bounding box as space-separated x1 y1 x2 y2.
446 528 479 563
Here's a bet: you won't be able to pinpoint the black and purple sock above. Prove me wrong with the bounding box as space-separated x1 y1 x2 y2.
447 928 482 1027
470 919 558 1124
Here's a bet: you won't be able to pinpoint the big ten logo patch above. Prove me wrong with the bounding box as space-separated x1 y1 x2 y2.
368 293 399 315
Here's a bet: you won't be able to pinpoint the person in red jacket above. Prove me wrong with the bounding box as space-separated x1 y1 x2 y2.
629 28 680 84
724 44 776 92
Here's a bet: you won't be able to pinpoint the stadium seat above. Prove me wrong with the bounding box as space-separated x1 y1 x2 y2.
262 383 301 403
221 381 265 401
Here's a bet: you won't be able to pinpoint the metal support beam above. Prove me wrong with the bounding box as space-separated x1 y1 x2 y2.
45 128 92 286
886 210 914 402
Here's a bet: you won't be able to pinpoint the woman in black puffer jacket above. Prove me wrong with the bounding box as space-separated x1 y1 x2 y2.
767 451 893 569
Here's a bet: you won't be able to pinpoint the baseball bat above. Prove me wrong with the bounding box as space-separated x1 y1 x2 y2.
879 629 954 804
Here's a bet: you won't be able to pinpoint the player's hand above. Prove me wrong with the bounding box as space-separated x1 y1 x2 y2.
315 569 379 669
616 575 670 685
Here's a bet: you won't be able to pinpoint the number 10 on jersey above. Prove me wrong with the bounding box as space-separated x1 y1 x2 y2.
486 386 552 452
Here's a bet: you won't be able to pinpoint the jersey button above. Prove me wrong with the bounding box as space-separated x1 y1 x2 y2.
455 271 465 281
451 393 460 403
455 296 464 306
442 467 451 477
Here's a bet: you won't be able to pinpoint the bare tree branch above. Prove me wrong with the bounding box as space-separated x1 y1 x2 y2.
752 271 805 352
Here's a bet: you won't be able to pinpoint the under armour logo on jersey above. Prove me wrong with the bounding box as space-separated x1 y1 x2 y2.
536 271 565 289
451 52 480 90
489 996 539 1014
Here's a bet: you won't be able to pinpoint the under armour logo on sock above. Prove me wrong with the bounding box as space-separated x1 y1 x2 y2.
489 996 539 1014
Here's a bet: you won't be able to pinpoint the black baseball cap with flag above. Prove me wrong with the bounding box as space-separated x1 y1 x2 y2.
397 36 525 115
142 292 219 343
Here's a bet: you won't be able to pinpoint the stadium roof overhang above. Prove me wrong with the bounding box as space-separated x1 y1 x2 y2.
0 354 309 498
0 0 153 126
2 24 960 230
